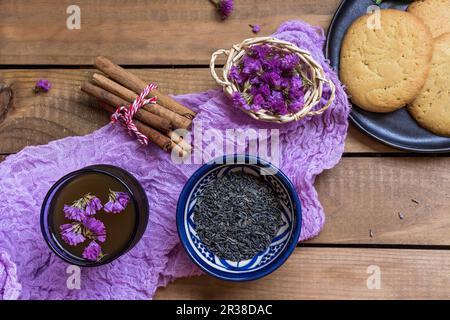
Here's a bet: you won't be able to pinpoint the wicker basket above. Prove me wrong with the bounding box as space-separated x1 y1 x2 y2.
210 37 336 123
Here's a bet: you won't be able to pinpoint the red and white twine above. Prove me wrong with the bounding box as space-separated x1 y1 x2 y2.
111 83 158 146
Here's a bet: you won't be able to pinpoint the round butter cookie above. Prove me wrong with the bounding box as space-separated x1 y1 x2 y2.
340 9 433 113
408 33 450 137
408 0 450 38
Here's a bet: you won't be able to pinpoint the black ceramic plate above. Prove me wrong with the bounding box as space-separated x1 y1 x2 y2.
325 0 450 153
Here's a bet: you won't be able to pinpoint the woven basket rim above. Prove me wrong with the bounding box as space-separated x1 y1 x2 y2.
210 36 336 123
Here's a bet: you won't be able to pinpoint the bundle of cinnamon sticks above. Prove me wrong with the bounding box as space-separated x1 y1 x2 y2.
81 56 196 157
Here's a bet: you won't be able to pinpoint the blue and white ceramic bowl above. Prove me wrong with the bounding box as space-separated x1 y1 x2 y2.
177 154 302 281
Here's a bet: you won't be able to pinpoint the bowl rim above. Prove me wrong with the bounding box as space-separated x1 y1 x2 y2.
40 164 149 267
176 154 302 281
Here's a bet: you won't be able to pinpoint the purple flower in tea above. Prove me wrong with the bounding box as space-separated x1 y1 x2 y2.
63 205 86 222
104 190 130 214
82 241 103 261
34 79 52 93
210 0 233 19
60 223 86 246
250 24 261 34
83 217 106 243
63 193 101 221
85 196 103 216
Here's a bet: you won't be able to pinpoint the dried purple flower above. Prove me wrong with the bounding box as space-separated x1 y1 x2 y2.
280 54 300 71
250 24 261 34
82 241 103 261
60 223 86 246
229 66 240 82
63 205 86 222
289 75 306 102
259 84 271 97
261 71 282 87
268 90 289 115
63 193 100 221
231 92 250 110
289 99 305 113
252 94 265 107
242 56 262 75
250 44 271 60
227 44 311 116
104 190 130 214
210 0 233 19
85 196 103 216
34 79 52 93
83 217 106 243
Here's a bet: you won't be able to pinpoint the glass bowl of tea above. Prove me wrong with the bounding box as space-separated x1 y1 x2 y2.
41 164 149 266
177 154 302 281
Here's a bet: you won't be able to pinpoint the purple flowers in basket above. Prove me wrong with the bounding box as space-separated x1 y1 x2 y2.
60 191 130 261
228 44 310 116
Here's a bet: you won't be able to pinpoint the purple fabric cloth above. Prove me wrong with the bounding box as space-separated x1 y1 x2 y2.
0 21 350 300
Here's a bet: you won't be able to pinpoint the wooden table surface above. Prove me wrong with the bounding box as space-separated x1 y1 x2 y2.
1 0 449 300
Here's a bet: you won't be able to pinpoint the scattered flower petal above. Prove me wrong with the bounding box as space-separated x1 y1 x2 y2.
34 79 52 93
250 24 261 34
210 0 233 19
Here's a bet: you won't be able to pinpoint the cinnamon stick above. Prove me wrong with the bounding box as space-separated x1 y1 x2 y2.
81 81 173 134
92 73 191 129
94 56 196 120
81 82 187 157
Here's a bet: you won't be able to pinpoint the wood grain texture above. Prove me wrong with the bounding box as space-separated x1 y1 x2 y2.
156 248 450 299
0 69 394 154
1 149 448 245
0 0 340 65
313 157 450 245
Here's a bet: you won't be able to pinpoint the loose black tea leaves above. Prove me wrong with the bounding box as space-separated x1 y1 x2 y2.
194 171 284 262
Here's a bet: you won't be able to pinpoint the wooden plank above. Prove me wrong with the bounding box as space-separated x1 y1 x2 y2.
156 248 450 299
312 157 450 245
0 69 394 154
1 157 447 246
2 71 449 246
1 143 448 246
0 0 341 65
